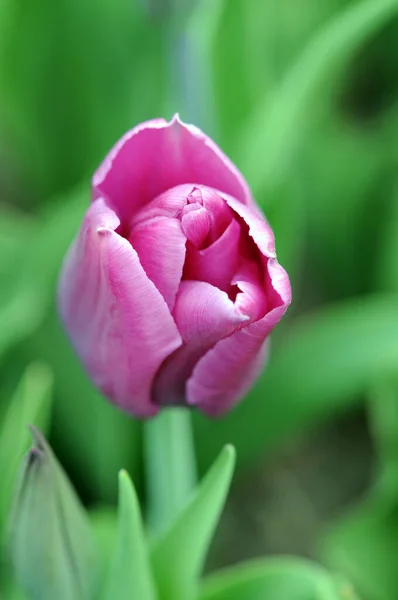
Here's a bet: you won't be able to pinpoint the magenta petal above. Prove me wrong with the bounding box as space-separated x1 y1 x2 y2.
187 259 291 416
129 216 186 311
93 115 253 220
200 187 233 240
58 198 182 417
223 193 277 258
153 280 249 406
184 219 241 291
132 184 195 225
233 260 268 322
181 204 211 249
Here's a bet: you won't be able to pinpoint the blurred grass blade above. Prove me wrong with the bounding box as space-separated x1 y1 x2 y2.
0 184 87 361
0 0 158 202
237 0 398 202
322 498 397 600
11 428 98 600
367 381 398 501
194 295 398 472
375 185 398 293
0 209 40 360
199 557 359 600
151 445 235 600
0 363 52 536
89 507 117 590
181 0 225 130
26 183 88 304
103 471 157 600
325 383 398 600
0 289 43 362
0 209 35 278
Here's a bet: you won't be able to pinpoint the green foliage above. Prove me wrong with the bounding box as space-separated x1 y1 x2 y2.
200 558 358 600
0 364 52 538
102 471 157 600
9 434 355 600
0 0 164 202
235 0 398 202
151 445 235 600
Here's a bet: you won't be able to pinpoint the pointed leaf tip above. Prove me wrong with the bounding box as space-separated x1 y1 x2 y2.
151 444 236 600
103 469 157 600
28 424 46 448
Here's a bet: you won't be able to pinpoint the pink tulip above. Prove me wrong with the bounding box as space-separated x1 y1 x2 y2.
58 116 291 417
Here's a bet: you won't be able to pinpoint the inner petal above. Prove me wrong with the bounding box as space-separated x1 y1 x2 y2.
130 183 196 226
233 259 268 322
181 203 212 249
201 187 233 242
183 218 241 292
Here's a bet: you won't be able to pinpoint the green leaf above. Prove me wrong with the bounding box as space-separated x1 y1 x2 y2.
10 428 98 600
299 119 389 299
367 381 398 500
0 363 52 536
321 381 398 600
237 0 398 202
0 184 87 360
322 499 397 600
89 507 117 589
0 209 35 283
199 557 360 600
194 294 398 472
375 186 398 293
151 445 235 600
180 0 225 131
0 0 164 203
103 470 157 600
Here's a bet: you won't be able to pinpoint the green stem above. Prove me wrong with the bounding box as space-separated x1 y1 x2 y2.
144 408 196 533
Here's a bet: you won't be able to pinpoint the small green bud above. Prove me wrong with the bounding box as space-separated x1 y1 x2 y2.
9 427 98 600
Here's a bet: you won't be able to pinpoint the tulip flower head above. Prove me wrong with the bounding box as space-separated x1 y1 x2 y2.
58 116 291 417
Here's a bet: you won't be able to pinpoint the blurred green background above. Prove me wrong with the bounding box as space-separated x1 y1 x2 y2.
1 0 398 598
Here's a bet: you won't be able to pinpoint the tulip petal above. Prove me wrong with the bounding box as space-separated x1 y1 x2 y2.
184 219 241 292
181 204 212 249
153 280 249 406
223 193 277 258
200 187 233 241
233 260 268 322
131 184 194 224
58 198 182 417
187 259 291 416
129 216 186 311
93 115 253 221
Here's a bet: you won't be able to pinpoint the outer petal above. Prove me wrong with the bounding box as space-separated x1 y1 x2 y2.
129 216 186 311
58 198 182 417
222 192 277 258
187 258 291 416
153 280 249 406
92 115 253 220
